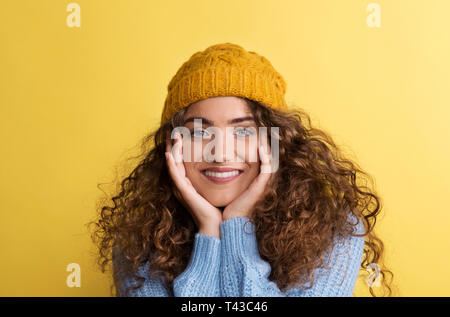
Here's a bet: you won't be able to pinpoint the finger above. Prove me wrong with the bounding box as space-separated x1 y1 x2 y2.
166 151 193 209
166 146 192 195
165 133 176 169
166 149 188 190
165 151 179 184
244 144 272 196
172 132 184 164
165 131 180 162
185 177 193 188
259 143 272 174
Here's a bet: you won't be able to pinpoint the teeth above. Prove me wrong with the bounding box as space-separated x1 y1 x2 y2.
204 170 240 178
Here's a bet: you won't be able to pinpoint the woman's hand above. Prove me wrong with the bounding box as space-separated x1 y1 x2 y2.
222 140 274 221
165 132 222 238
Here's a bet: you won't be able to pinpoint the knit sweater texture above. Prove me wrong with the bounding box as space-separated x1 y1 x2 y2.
115 216 365 297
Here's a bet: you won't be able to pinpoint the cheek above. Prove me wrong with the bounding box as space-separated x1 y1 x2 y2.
183 162 197 180
183 139 205 162
236 138 259 163
246 162 261 179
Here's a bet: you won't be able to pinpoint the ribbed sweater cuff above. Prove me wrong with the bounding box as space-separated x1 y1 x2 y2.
174 233 221 289
220 217 260 262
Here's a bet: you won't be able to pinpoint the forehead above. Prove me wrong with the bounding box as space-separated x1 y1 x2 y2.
185 96 252 122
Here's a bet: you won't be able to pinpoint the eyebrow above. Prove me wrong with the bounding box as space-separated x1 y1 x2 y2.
183 116 255 125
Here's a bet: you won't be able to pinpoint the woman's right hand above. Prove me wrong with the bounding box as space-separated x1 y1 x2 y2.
165 131 222 238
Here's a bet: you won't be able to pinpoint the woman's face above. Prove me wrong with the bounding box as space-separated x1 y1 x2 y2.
180 96 261 208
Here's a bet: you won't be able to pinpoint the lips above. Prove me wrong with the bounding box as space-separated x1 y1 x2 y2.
202 167 243 172
201 167 244 184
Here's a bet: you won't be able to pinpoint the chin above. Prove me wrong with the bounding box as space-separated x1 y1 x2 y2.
204 194 235 208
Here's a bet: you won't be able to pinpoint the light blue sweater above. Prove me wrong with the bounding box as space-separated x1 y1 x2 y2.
116 216 365 297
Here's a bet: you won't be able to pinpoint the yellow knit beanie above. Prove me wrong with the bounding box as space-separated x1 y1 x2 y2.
161 42 287 124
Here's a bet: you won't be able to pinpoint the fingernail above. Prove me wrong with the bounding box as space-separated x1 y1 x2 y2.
165 152 169 160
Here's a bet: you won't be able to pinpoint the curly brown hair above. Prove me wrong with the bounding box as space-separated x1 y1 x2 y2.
88 98 394 297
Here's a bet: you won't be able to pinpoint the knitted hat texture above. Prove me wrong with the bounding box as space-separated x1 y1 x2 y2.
161 42 287 124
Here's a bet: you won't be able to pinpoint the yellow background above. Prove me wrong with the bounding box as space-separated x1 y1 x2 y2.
1 0 449 296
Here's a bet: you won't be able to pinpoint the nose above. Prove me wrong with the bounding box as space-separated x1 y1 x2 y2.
223 129 238 162
209 128 237 163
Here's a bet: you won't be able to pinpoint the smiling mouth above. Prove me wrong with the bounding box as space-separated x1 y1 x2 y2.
201 169 244 183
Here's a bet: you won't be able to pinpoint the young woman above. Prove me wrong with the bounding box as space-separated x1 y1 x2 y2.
90 43 393 297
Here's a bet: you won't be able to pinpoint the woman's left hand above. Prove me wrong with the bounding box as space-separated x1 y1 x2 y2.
222 141 274 221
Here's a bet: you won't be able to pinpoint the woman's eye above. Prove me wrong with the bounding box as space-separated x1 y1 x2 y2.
234 128 255 137
190 128 255 138
191 129 209 138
